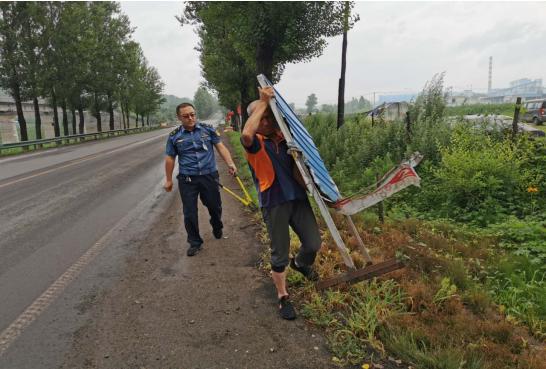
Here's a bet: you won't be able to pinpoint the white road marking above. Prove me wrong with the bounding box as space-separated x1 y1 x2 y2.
0 179 167 356
0 133 167 189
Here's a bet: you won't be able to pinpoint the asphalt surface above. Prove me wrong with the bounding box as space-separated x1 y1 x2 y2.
0 129 172 368
0 125 338 369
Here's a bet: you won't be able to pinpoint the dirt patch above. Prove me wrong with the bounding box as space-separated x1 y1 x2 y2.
60 156 337 369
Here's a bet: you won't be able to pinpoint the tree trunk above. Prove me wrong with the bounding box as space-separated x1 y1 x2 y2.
61 99 69 136
121 104 126 129
94 92 102 132
71 108 77 135
51 89 60 137
230 112 237 131
78 97 85 134
108 92 114 131
240 80 253 129
13 82 28 142
135 113 139 128
141 114 144 126
146 114 149 126
256 44 274 82
33 96 42 140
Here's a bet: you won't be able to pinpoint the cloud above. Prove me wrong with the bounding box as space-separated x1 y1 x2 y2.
120 1 202 98
121 1 546 106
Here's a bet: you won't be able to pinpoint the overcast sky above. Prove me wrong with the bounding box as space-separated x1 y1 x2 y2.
120 1 546 107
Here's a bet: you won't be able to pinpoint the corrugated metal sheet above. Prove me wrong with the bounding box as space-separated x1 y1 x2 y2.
262 77 342 202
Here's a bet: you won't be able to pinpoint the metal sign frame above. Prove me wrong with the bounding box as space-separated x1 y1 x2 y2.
257 74 358 269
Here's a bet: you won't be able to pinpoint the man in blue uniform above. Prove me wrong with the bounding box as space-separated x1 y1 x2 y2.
164 102 237 256
241 87 321 320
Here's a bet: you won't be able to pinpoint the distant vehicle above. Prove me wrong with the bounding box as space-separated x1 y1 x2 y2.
522 98 546 125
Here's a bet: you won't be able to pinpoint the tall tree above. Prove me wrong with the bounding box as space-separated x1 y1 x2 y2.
186 9 255 120
181 2 358 120
183 2 357 82
0 2 30 141
88 2 124 132
305 93 318 114
193 85 217 119
59 2 93 135
42 1 64 137
117 41 142 129
18 2 48 140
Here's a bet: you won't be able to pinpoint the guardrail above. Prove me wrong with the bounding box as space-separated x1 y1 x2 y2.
0 125 162 154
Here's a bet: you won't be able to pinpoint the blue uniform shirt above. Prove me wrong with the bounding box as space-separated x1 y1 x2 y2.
166 123 221 175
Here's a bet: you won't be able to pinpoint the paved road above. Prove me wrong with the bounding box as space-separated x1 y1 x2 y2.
0 129 173 368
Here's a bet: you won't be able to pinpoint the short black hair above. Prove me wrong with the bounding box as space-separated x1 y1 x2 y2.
176 102 195 115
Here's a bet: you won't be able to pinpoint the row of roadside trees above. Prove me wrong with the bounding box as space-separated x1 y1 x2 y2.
178 1 358 124
0 1 164 142
305 93 372 115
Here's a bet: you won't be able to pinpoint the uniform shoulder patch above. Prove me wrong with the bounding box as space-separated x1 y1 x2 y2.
169 126 181 136
200 123 220 136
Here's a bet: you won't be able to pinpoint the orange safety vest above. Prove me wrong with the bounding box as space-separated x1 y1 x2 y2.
245 134 276 193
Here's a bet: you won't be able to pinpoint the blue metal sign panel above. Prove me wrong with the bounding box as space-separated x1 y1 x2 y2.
260 77 342 202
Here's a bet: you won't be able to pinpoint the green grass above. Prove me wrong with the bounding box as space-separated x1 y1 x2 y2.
223 115 546 367
380 328 486 369
225 130 258 206
300 279 407 366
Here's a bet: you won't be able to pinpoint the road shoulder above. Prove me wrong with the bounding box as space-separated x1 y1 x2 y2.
60 149 335 369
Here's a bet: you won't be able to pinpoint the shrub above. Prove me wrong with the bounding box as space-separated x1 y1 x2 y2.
416 126 525 225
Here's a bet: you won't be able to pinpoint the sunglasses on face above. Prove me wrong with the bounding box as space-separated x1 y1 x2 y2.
179 112 196 119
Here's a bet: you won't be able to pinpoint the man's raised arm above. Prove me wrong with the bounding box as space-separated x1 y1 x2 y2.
241 87 274 147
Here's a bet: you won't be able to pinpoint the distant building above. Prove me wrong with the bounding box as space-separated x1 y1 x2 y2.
482 78 544 103
445 78 544 106
0 88 124 143
447 93 484 106
0 89 53 114
367 102 410 121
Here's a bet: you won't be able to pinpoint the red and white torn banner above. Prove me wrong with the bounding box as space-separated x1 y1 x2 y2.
332 153 423 216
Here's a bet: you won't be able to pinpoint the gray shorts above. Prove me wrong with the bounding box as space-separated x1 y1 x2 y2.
261 199 321 272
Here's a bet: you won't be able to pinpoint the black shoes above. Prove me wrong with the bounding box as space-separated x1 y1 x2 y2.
213 228 223 239
278 295 296 320
290 258 319 281
187 229 222 257
186 246 202 257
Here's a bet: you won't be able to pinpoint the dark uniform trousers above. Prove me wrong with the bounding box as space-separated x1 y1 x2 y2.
177 171 223 247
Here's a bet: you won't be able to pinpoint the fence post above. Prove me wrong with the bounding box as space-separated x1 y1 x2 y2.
512 97 521 139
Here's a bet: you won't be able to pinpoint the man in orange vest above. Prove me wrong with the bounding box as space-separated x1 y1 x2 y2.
241 87 321 320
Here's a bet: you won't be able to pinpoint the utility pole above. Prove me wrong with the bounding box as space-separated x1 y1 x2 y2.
336 1 350 129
